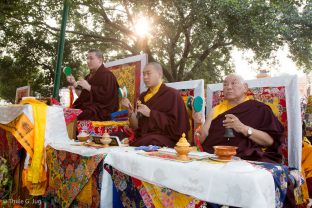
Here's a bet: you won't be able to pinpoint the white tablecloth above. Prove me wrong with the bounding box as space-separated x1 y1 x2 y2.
104 147 276 208
0 104 70 146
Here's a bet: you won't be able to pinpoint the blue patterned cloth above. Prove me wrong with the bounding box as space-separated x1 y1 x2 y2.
249 161 288 207
134 145 160 152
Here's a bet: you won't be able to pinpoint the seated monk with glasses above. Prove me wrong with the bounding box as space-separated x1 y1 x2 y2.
194 74 284 163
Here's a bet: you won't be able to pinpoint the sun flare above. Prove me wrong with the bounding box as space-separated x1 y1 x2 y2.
134 16 150 37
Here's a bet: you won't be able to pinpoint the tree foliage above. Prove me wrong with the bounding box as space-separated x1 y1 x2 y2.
0 0 311 101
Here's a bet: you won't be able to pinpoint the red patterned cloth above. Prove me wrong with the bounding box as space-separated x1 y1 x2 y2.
77 120 133 141
63 108 82 125
0 128 22 171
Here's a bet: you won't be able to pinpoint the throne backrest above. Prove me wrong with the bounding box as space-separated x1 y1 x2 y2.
105 54 147 109
207 75 302 169
166 80 205 144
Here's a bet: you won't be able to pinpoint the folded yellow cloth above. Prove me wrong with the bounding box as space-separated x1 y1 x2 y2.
20 98 48 195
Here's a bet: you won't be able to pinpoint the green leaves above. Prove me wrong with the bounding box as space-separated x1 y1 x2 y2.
0 0 311 101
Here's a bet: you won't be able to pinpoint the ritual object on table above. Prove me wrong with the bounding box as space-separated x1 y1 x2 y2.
213 145 237 160
186 96 204 112
77 130 90 142
100 130 112 147
174 133 192 161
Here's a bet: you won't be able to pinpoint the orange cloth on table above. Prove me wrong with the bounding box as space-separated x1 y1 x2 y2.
301 138 312 199
0 98 48 195
212 97 250 120
0 113 47 195
144 82 162 103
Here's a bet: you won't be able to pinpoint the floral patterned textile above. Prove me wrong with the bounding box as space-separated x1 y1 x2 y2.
106 164 213 208
247 161 288 208
0 129 22 171
77 120 132 140
45 146 104 208
106 160 303 208
109 62 141 109
63 108 82 125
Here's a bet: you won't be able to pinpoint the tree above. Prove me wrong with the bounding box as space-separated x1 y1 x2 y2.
0 0 311 101
0 0 83 102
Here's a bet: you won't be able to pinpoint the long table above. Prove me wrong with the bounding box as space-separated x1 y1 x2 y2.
0 105 298 207
104 147 279 208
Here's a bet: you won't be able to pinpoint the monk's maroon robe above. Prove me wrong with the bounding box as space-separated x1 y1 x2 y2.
131 84 190 147
202 100 284 163
72 64 119 121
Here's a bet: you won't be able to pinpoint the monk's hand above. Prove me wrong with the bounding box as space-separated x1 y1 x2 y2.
77 79 91 91
223 114 247 134
192 112 203 124
66 75 76 86
137 103 151 117
121 98 133 113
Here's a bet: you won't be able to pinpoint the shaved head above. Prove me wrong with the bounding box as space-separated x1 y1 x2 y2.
145 62 163 75
143 62 163 87
224 74 246 84
223 74 248 104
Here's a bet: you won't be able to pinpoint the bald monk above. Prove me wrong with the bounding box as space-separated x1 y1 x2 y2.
67 49 119 120
195 74 284 163
121 62 190 147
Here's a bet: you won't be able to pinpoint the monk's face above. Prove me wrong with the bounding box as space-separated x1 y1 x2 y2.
143 65 162 88
86 52 103 72
223 75 247 101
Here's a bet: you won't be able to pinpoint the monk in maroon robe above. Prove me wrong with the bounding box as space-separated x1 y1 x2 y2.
67 49 119 121
195 74 284 163
121 62 190 147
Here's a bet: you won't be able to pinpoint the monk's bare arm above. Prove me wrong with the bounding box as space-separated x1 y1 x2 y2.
243 127 274 147
198 110 213 143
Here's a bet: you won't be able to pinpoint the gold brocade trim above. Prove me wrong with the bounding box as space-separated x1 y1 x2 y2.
92 120 129 127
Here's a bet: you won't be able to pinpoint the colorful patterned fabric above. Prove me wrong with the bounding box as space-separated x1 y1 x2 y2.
63 108 82 125
107 160 303 208
109 62 141 109
77 120 132 140
247 161 288 207
0 113 47 196
107 164 210 208
0 129 22 171
45 146 104 208
106 164 148 208
0 114 34 158
0 156 11 199
212 86 288 164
